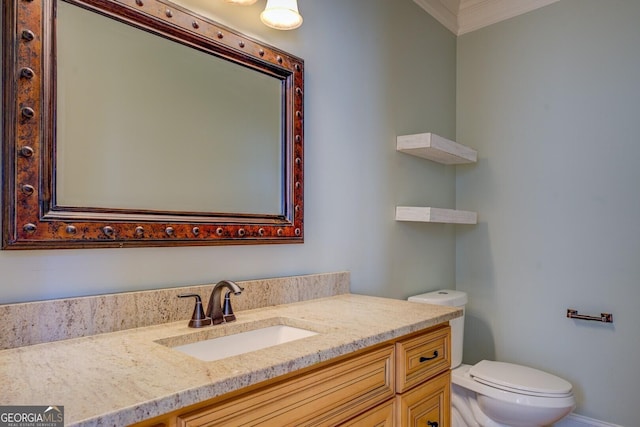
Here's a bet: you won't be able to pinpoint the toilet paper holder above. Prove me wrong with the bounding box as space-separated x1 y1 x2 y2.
566 309 613 323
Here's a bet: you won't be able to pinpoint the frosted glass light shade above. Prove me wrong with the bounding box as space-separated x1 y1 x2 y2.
225 0 258 5
260 0 303 30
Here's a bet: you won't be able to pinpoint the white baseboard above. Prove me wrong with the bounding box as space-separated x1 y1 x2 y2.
554 413 623 427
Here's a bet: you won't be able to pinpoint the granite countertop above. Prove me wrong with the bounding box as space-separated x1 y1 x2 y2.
0 293 461 426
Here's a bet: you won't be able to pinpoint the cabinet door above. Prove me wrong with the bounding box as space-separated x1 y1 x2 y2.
339 400 395 427
176 346 395 427
396 370 450 427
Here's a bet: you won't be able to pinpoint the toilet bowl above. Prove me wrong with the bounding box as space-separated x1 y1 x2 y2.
408 290 576 427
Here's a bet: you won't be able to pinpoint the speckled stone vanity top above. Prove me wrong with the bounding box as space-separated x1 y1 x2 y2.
0 293 461 426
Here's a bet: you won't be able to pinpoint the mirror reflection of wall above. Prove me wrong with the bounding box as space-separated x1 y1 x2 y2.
56 1 283 215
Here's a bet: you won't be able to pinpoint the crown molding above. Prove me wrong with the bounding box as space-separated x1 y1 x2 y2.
413 0 460 34
458 0 560 34
413 0 560 35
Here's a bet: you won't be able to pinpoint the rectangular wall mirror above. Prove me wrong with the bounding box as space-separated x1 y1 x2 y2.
2 0 305 249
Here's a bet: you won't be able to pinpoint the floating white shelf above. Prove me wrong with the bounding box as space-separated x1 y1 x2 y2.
395 132 478 224
397 133 477 165
396 207 477 225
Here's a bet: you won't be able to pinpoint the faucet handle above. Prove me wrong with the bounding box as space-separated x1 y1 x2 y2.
178 294 212 328
221 291 237 322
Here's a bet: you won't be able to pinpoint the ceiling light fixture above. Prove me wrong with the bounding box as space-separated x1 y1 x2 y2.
225 0 303 30
260 0 303 30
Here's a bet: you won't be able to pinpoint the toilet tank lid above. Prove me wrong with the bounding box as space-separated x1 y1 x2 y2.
408 289 467 307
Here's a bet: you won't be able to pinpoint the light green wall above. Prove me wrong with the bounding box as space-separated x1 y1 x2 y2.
456 0 640 424
0 0 457 303
5 0 638 423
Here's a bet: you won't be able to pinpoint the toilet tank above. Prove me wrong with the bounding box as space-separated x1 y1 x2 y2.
408 290 467 368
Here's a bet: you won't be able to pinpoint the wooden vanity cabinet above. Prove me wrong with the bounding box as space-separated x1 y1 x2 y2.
395 325 451 427
339 400 395 426
177 346 395 426
130 324 451 427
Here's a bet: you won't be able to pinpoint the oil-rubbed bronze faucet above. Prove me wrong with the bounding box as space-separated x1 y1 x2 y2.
206 280 244 325
178 280 244 328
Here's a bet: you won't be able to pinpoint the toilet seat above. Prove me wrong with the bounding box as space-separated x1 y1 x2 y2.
469 360 573 398
452 364 576 410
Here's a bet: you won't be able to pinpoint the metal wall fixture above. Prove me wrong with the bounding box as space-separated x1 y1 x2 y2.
566 309 613 323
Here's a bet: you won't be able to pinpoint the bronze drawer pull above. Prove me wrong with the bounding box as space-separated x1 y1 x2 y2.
419 350 438 362
427 422 438 427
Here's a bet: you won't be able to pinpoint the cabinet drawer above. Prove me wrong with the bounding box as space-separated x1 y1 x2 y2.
339 400 395 427
395 325 450 392
177 345 395 427
396 370 450 427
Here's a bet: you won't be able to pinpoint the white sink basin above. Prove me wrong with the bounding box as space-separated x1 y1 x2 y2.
171 325 318 362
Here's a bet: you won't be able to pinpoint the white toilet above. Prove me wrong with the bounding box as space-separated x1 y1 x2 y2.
409 290 576 427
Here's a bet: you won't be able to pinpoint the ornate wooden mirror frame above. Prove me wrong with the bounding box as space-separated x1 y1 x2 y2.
2 0 304 249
